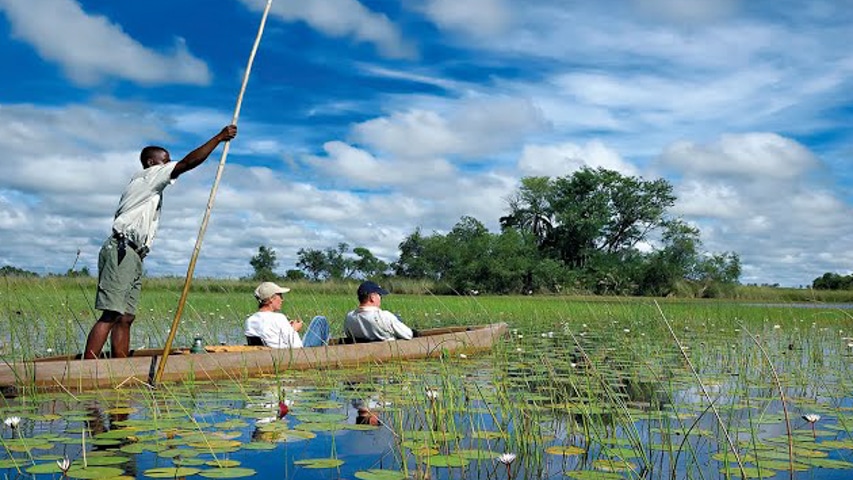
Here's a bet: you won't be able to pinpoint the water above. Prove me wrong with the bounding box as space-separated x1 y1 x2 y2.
2 323 853 479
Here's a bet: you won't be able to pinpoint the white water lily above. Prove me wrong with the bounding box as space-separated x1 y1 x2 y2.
56 457 71 472
803 414 821 423
773 324 781 329
497 452 517 465
4 416 20 428
803 413 821 439
459 353 467 359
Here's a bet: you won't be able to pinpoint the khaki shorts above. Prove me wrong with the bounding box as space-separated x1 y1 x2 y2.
95 236 143 315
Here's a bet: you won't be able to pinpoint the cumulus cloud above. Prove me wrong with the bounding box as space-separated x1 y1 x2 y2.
304 141 455 187
353 97 547 160
417 0 512 37
659 133 819 180
0 0 210 85
518 140 638 178
239 0 415 59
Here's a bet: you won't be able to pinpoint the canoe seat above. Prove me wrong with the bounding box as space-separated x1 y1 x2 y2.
246 336 266 346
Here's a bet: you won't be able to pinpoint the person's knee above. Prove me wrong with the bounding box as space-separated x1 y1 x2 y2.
117 314 135 327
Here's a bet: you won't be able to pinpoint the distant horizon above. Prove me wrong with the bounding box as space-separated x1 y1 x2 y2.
1 0 851 288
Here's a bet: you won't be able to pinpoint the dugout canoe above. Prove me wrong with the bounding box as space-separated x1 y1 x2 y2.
0 323 508 393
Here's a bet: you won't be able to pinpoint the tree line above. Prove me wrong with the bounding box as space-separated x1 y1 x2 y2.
251 167 742 297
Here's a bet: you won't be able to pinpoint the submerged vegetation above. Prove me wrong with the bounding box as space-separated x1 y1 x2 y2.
1 278 853 478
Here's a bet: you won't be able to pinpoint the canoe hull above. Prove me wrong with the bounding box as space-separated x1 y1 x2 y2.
0 323 507 392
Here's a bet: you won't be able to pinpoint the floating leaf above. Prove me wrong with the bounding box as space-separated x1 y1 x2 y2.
198 467 257 478
72 455 130 466
293 458 345 469
206 460 241 468
143 467 202 478
66 465 127 479
422 454 468 468
0 457 29 469
545 445 586 456
567 471 626 480
355 469 408 480
454 449 495 460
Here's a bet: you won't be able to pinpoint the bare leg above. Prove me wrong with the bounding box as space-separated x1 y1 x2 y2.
110 314 135 358
84 311 120 359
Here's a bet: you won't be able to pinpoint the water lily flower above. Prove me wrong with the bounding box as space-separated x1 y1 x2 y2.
773 324 781 329
803 413 821 438
4 416 20 429
459 354 467 359
497 452 517 478
803 414 821 423
56 457 71 473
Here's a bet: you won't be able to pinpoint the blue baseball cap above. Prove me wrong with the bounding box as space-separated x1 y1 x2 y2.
358 281 389 297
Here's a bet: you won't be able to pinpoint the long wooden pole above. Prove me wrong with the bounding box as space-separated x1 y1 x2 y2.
153 0 274 386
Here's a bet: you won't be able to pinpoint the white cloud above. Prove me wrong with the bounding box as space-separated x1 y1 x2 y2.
417 0 512 37
305 141 456 187
353 97 547 160
633 0 740 25
239 0 415 59
659 133 819 180
518 140 638 177
0 0 210 85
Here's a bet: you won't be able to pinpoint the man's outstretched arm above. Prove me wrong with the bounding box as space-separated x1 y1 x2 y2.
171 125 238 179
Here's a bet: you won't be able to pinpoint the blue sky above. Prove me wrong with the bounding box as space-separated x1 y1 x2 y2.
0 0 851 287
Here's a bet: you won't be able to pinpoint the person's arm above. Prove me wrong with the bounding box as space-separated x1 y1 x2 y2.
385 311 413 340
171 125 237 179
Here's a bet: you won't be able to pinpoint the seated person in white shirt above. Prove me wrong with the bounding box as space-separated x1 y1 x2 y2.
344 281 413 342
245 282 329 348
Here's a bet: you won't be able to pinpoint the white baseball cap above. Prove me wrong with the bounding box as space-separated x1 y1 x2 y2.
254 282 291 301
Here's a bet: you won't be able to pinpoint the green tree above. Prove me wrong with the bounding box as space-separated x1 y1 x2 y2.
296 248 329 281
250 245 278 281
544 167 675 267
352 247 388 279
500 176 554 245
296 243 356 280
0 265 38 277
813 272 853 290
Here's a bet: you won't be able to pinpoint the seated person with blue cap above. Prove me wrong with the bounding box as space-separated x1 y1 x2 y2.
245 281 330 348
344 281 413 342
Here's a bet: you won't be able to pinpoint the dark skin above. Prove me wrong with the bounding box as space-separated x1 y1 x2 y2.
83 125 237 360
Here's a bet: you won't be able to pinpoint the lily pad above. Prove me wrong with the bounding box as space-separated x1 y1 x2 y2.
355 469 408 480
545 445 586 456
567 471 627 480
422 454 468 468
293 458 345 469
66 465 127 479
206 460 241 468
198 467 257 478
143 467 202 478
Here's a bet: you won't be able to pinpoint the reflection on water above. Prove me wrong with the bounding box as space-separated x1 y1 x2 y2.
1 323 853 479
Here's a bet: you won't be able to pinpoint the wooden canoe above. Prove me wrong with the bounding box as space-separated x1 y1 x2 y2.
0 323 507 393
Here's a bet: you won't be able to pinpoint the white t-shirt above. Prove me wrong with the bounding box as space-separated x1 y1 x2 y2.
344 306 413 341
245 311 303 348
112 162 177 248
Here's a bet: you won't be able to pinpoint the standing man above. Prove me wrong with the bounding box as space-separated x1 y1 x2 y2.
344 281 413 342
83 125 237 359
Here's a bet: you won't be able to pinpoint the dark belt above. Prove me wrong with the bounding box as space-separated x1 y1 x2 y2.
112 230 149 261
